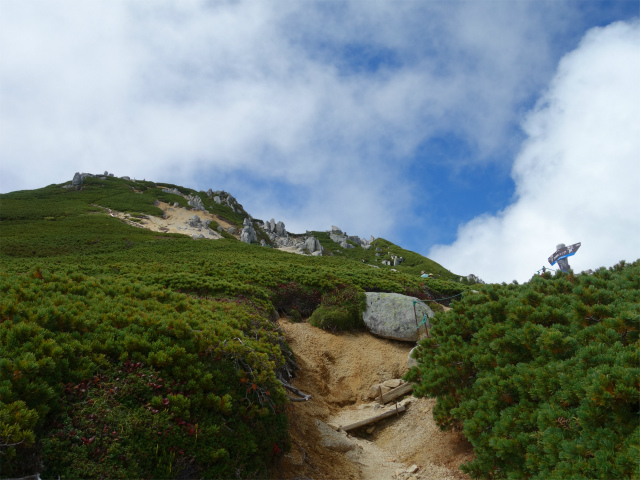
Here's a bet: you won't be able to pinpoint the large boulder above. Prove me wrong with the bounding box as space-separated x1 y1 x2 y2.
330 233 347 244
362 292 434 342
304 236 323 254
72 172 83 186
240 224 257 244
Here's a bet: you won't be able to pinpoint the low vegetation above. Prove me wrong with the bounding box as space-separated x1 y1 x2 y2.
406 262 640 479
309 285 367 332
0 177 463 478
6 175 635 480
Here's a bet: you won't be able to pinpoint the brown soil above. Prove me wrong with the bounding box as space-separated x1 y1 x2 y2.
272 319 474 480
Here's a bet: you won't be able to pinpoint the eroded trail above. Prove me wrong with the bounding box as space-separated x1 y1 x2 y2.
273 319 473 480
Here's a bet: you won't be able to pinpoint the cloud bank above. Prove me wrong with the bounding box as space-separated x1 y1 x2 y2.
0 2 571 235
429 21 640 283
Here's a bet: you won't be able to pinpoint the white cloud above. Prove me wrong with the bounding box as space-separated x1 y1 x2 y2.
429 20 640 283
0 1 611 246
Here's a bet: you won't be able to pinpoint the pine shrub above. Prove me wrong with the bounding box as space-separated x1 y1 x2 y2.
0 179 474 478
406 261 640 479
309 285 366 331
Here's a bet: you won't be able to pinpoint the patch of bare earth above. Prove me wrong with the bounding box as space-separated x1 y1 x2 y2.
97 202 308 255
272 319 473 480
104 201 233 238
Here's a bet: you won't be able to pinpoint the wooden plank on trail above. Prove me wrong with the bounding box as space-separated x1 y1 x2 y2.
380 382 413 404
339 404 407 432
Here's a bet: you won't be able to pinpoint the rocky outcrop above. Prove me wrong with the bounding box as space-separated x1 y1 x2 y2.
68 171 123 188
206 189 246 213
330 232 347 244
188 215 200 228
240 217 258 244
205 190 243 214
328 226 374 250
72 172 83 186
362 293 434 342
304 236 323 254
381 255 404 267
185 214 221 239
261 218 293 247
187 194 204 211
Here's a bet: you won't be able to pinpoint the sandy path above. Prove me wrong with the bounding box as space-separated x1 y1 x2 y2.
273 319 473 480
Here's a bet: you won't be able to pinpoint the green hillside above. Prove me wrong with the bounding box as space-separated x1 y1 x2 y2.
2 176 638 479
0 176 466 478
406 262 640 479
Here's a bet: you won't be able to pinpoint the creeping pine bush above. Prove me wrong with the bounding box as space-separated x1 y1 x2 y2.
405 261 640 480
0 269 289 479
309 285 366 331
0 178 469 479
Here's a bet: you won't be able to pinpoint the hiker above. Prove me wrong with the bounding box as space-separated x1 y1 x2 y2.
420 271 431 278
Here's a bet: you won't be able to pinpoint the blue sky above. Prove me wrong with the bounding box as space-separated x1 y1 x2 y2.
1 1 638 283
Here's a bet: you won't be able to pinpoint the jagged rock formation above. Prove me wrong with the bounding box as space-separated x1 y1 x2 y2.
186 214 221 239
381 254 404 267
253 218 324 254
261 218 291 247
187 195 204 211
205 190 242 214
328 226 375 251
67 171 120 188
362 292 434 342
240 217 258 244
72 172 83 186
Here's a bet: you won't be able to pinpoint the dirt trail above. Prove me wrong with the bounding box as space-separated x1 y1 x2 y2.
273 319 473 480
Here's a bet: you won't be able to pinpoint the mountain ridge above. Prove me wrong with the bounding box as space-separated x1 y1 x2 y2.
2 171 477 284
0 169 472 478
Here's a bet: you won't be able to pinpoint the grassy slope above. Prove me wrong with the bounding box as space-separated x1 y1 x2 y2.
0 176 466 478
308 231 461 281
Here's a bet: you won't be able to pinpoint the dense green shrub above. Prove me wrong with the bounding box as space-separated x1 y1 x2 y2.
0 179 474 478
309 285 366 332
0 269 289 478
308 231 460 280
406 262 640 479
